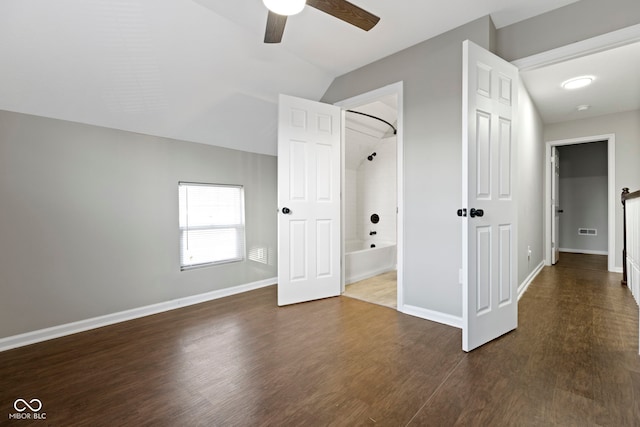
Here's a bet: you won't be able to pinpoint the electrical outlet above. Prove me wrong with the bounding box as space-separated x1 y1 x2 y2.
527 246 532 261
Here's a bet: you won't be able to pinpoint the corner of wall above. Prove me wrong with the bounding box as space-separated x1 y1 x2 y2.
488 15 498 53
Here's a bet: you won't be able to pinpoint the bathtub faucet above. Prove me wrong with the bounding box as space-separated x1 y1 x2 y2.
369 231 377 235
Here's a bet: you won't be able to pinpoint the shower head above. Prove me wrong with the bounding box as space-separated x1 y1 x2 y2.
367 152 377 161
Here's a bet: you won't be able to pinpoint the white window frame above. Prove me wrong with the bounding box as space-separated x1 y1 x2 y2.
178 182 246 270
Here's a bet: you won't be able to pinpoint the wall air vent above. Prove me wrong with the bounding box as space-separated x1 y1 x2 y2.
578 228 597 236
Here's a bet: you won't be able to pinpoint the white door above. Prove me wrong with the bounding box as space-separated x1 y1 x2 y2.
277 94 342 306
462 40 518 352
551 147 561 264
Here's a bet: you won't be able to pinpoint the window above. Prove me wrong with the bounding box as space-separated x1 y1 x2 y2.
178 182 245 269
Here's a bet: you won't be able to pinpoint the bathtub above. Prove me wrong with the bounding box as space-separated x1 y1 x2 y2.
345 240 397 284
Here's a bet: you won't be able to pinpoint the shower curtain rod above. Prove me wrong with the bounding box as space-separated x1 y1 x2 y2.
346 110 397 135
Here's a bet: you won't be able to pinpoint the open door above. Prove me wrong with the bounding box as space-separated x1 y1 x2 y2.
551 147 561 264
277 94 342 306
462 41 518 352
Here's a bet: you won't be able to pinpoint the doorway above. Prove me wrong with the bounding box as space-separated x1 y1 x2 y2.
544 135 616 271
513 26 640 275
334 82 404 309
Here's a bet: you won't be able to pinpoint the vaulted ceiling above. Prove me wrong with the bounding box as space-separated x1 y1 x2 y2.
1 0 583 155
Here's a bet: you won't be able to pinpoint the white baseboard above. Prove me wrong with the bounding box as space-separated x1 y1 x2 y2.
400 261 543 329
400 305 462 329
559 248 608 256
0 277 276 353
518 261 545 301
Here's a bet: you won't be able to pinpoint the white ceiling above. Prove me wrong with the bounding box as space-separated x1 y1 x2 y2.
521 41 640 124
0 0 584 156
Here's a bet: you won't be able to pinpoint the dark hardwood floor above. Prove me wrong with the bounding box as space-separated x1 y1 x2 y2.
1 254 638 426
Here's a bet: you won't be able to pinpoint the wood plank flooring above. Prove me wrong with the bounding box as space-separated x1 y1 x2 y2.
1 254 638 426
411 254 640 426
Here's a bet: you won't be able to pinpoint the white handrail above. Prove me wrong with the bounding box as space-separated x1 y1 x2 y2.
624 192 640 355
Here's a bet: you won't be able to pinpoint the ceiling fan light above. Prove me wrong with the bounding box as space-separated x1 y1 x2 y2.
263 0 306 16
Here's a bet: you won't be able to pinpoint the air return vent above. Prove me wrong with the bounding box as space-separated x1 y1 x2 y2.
578 228 597 236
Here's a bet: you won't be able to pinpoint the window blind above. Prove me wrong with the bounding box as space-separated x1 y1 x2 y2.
178 183 245 269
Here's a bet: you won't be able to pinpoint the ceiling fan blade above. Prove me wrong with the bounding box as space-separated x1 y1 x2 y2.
307 0 379 31
264 11 287 43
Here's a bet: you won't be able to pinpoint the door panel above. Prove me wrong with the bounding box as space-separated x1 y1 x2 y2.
316 220 333 277
290 220 307 281
316 143 333 201
278 94 341 306
289 141 308 200
462 40 518 352
476 111 491 199
499 225 513 305
476 226 491 314
499 118 512 199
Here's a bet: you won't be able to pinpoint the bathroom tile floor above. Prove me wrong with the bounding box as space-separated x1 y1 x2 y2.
343 270 397 308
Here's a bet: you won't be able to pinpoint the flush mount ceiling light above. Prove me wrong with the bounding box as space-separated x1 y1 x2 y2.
262 0 306 16
562 76 594 90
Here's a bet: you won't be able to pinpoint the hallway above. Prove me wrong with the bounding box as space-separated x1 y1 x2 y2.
0 255 638 425
414 253 640 425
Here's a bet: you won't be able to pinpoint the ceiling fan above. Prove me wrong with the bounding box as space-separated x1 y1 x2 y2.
263 0 380 43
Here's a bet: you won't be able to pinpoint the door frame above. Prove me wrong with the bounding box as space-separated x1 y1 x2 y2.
334 81 405 309
511 23 640 72
551 146 560 265
544 135 617 272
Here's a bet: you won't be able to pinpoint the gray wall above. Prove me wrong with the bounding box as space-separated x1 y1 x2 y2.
322 17 493 317
558 142 608 253
0 110 277 339
517 83 546 284
496 0 640 61
323 15 548 318
545 110 640 268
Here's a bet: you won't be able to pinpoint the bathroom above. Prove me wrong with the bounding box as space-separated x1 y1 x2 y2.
343 94 398 308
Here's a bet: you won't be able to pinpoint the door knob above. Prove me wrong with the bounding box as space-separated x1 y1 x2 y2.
457 209 467 217
281 207 291 214
469 208 484 218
